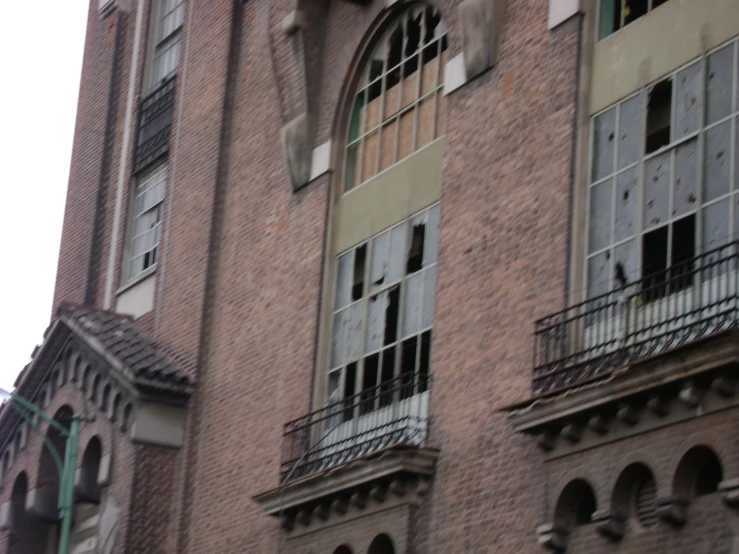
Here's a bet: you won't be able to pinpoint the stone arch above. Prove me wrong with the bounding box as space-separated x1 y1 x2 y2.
333 545 353 554
672 445 723 501
8 471 31 554
610 462 659 530
368 533 395 554
77 436 103 503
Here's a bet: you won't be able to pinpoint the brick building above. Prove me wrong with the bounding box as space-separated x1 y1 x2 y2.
0 0 738 552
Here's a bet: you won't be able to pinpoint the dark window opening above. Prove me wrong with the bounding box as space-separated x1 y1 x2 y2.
380 347 396 407
368 61 384 102
694 456 722 496
400 337 417 399
352 244 367 301
403 12 422 77
384 286 400 344
642 225 668 301
575 491 597 526
407 224 426 274
646 80 672 154
422 7 443 63
386 26 403 90
624 0 648 26
652 0 669 7
419 330 431 393
360 354 379 415
669 215 695 293
343 363 357 422
599 0 621 39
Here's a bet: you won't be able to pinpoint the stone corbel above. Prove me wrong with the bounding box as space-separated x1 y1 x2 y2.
595 509 626 540
281 113 316 191
536 523 568 552
656 496 688 526
458 0 507 81
719 478 739 508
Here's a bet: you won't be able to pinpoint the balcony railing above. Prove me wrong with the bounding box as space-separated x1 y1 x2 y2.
280 371 431 483
533 242 739 395
134 76 176 173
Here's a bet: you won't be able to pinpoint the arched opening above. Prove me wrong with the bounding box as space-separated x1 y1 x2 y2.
612 462 658 530
77 436 103 503
368 533 395 554
8 472 31 554
343 5 447 192
554 478 597 530
673 445 723 500
333 545 353 554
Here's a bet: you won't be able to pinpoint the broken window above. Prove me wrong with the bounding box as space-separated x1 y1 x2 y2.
344 7 447 191
128 165 166 280
328 204 439 413
646 80 672 154
586 41 739 303
599 0 673 40
149 0 185 89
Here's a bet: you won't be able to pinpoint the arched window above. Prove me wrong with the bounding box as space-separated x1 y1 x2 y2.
554 479 597 530
611 463 659 530
79 436 103 503
344 6 447 191
368 534 395 554
673 445 723 499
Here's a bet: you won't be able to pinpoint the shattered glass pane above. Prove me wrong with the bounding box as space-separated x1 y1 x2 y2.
618 95 641 169
615 168 638 241
366 292 387 353
706 45 733 125
703 199 729 252
335 253 352 309
587 251 610 299
704 120 731 202
644 151 671 229
402 272 423 338
331 310 347 368
613 240 637 288
674 138 698 217
422 265 437 328
425 204 440 266
387 223 408 284
592 108 616 181
674 60 702 140
345 302 364 362
327 371 341 406
370 230 389 292
589 179 612 253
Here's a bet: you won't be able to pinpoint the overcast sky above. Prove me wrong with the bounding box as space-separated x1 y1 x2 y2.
0 2 88 391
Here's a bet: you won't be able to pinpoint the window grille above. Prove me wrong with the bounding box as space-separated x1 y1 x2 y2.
128 165 166 279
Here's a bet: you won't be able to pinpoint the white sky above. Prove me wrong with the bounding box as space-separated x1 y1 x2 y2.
0 2 88 391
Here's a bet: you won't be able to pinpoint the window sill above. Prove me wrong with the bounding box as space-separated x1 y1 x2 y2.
117 265 157 296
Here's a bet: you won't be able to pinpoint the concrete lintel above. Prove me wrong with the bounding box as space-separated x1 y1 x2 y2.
281 113 316 192
253 447 439 515
548 0 581 30
458 0 506 80
443 53 467 96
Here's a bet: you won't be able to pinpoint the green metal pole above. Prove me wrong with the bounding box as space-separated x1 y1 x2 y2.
56 414 79 554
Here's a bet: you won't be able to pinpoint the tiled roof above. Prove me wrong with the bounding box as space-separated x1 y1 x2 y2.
60 304 192 391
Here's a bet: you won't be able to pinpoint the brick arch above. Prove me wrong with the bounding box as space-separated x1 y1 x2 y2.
605 451 666 501
671 444 723 501
666 434 730 490
368 532 396 554
552 477 598 531
551 466 605 518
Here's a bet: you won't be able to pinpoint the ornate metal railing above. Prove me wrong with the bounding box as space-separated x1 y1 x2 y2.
533 241 739 395
134 76 176 172
281 371 430 483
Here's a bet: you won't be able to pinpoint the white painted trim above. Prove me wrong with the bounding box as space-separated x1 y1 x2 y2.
310 139 332 181
548 0 581 30
443 53 467 96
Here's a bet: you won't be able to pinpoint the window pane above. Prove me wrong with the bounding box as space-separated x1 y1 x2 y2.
370 230 389 292
589 179 612 253
618 95 641 169
365 292 387 353
674 60 702 140
422 265 437 328
644 151 670 229
674 138 698 217
402 272 423 338
704 120 731 202
587 252 610 299
335 252 352 310
706 45 733 125
331 310 347 368
703 199 730 253
592 108 616 181
615 168 637 241
387 223 407 284
424 203 440 265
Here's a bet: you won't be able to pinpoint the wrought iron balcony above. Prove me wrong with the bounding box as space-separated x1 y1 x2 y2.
533 241 739 396
281 371 430 483
134 76 176 173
